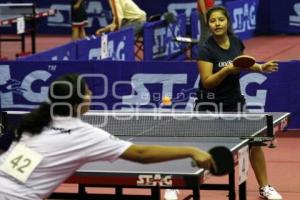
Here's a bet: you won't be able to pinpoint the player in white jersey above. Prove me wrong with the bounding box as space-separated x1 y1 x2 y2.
0 74 214 200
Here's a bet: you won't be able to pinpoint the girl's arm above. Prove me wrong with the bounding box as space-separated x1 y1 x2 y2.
109 0 123 31
250 61 279 73
120 144 214 170
198 60 240 89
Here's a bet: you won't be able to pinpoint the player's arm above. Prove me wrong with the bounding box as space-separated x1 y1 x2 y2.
198 60 239 89
198 0 207 22
95 0 122 35
73 0 83 10
249 61 279 73
120 144 214 169
109 0 123 30
95 24 115 35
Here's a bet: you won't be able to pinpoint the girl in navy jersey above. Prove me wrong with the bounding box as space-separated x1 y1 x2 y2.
195 6 281 200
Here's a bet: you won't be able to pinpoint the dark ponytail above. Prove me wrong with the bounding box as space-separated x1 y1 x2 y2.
13 74 86 141
14 102 51 141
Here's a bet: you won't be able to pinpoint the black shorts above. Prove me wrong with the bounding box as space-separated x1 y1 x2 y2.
71 1 87 27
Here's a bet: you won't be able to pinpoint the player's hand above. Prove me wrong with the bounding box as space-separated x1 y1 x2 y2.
95 26 110 36
108 23 117 32
95 24 117 36
226 62 240 74
192 149 216 171
261 60 279 73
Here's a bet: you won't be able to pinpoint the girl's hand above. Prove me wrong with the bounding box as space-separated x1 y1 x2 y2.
261 60 279 73
226 62 240 74
192 149 216 171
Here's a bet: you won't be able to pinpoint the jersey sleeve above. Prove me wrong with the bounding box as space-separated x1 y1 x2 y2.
82 125 133 162
198 45 214 63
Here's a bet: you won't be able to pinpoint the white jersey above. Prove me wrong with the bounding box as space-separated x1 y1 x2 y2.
0 116 132 199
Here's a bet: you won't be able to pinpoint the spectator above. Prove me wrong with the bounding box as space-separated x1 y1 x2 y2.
96 0 146 35
71 0 88 40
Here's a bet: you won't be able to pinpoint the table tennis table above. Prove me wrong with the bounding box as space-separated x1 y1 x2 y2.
0 3 56 57
1 111 290 200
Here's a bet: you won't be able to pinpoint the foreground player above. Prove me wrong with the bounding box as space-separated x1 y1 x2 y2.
0 74 214 199
195 6 281 200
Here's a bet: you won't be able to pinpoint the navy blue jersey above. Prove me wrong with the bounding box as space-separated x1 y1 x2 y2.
196 34 245 108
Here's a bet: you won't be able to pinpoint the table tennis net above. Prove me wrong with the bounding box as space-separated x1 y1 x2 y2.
2 111 272 137
81 112 271 137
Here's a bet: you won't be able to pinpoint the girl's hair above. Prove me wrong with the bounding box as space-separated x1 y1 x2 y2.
206 6 234 35
13 74 86 141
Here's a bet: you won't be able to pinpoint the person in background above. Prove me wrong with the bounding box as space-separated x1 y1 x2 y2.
0 74 215 200
71 0 88 40
197 0 215 45
195 6 282 200
95 0 146 36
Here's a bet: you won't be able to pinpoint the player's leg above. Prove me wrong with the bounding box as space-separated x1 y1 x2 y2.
250 146 268 186
250 146 282 200
79 27 87 39
72 26 80 41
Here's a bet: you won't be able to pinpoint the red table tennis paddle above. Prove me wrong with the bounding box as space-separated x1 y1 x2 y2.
233 55 256 69
209 146 234 176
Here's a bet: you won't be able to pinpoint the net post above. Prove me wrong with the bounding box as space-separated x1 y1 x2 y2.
266 114 274 137
266 114 276 148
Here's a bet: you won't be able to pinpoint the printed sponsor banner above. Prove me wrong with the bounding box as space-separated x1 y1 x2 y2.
18 28 135 61
0 61 299 128
76 28 135 61
269 0 300 33
143 13 188 61
225 0 259 40
0 61 93 109
18 42 77 61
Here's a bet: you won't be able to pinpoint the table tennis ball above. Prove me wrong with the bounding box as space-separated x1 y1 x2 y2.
162 96 172 106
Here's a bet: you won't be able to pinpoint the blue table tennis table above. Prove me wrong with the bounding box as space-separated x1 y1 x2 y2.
1 111 290 200
47 111 289 200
